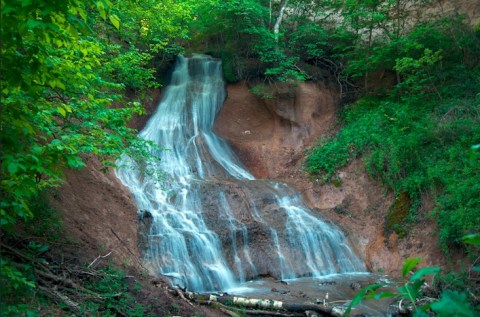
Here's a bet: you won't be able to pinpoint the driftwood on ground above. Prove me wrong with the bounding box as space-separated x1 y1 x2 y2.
189 293 347 317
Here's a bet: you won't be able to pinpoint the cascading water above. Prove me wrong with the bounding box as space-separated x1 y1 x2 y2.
115 54 365 293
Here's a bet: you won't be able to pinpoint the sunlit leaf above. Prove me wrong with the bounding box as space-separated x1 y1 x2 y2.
57 107 66 117
96 1 106 20
7 162 19 174
109 14 120 30
402 257 422 278
410 267 440 281
462 233 480 246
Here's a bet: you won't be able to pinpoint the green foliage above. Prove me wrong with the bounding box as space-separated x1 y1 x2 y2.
0 258 38 316
0 0 119 227
462 234 480 246
402 257 423 278
0 1 191 313
345 283 386 316
431 290 477 317
22 194 65 242
81 267 153 316
0 255 153 317
0 190 155 316
1 195 61 315
104 46 159 91
187 0 311 82
306 14 480 251
0 258 36 291
345 257 480 317
0 0 190 228
250 84 274 99
220 51 241 83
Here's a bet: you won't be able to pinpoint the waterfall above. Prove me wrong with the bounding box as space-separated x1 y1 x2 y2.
115 54 365 292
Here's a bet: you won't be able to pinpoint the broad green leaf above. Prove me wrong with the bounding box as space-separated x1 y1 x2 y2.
57 107 66 117
372 291 397 299
66 156 85 169
345 284 384 316
7 162 18 174
402 257 422 278
109 14 120 30
56 81 66 90
398 279 424 303
96 1 106 20
462 233 480 246
410 267 440 281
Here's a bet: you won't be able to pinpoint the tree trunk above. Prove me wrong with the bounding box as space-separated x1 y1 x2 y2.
273 0 289 42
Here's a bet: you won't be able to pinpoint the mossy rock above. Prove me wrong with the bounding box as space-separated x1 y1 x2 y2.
385 192 410 239
331 177 342 188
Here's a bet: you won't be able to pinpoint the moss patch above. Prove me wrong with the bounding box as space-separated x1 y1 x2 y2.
385 192 410 239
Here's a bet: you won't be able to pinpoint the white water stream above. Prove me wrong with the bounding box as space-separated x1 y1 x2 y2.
115 55 365 292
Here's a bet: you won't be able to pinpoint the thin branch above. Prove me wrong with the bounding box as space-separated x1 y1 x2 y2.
87 251 113 268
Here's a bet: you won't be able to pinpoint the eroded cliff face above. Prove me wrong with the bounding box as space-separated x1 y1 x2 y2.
431 0 480 25
215 82 337 179
51 80 450 281
215 82 448 278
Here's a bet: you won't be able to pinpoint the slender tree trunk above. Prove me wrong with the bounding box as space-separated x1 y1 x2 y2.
270 0 272 26
274 0 289 42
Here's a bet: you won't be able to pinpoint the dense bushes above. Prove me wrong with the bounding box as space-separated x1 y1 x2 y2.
306 16 480 252
0 0 190 313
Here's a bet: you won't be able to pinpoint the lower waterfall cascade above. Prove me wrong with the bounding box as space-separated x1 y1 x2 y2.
115 54 366 292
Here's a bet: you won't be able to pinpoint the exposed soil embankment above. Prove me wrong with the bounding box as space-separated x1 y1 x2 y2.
49 158 141 268
49 89 163 269
215 81 448 278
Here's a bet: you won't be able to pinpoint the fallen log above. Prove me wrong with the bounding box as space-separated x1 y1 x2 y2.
191 294 346 317
198 300 303 317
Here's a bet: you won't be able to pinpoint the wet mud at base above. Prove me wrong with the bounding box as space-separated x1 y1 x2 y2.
228 273 398 316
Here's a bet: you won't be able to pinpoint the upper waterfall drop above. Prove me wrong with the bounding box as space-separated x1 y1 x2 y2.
115 54 365 292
